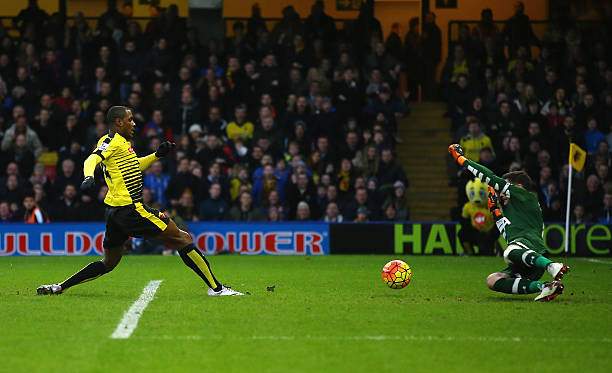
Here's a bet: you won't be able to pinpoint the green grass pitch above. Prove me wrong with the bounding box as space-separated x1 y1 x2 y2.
1 255 611 372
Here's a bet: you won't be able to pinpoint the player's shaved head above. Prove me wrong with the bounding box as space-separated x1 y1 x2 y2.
106 106 128 126
106 106 135 140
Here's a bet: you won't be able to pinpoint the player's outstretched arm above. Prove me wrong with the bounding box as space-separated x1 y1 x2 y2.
137 153 158 171
448 144 510 194
81 153 102 190
138 141 176 171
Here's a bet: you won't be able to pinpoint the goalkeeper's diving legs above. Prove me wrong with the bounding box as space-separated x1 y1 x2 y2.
503 244 570 281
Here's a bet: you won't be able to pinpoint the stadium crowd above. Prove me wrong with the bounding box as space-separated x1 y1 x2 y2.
446 3 612 224
0 0 415 226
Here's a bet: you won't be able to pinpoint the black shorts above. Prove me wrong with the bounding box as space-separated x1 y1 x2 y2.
103 202 170 249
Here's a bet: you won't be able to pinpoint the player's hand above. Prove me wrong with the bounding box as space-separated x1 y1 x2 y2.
448 144 466 166
487 186 498 212
81 176 95 191
155 141 176 158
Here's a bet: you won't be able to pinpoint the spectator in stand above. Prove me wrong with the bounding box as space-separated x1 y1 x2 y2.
403 18 423 98
32 108 57 151
23 191 49 223
52 184 81 221
584 118 605 155
442 45 474 98
166 157 200 208
572 204 589 224
448 74 474 130
201 161 228 201
2 174 23 210
344 187 377 221
459 120 493 161
2 133 35 176
502 1 539 57
173 89 201 136
323 201 343 222
296 201 311 221
382 202 400 221
229 191 264 221
385 181 410 221
143 160 170 207
376 148 408 189
580 175 604 216
173 190 197 222
421 12 441 100
0 200 15 222
203 106 227 138
354 206 370 222
286 172 317 219
252 163 281 206
334 67 361 122
53 158 80 198
596 192 612 224
1 115 43 157
226 104 254 142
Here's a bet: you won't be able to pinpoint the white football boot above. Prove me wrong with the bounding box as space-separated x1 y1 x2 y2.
547 263 570 281
36 284 63 295
208 286 243 296
534 281 564 302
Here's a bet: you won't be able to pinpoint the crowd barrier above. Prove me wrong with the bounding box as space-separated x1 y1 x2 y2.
0 222 610 257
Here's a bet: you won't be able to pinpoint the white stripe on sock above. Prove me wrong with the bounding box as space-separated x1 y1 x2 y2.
110 280 163 339
521 249 536 267
511 278 521 294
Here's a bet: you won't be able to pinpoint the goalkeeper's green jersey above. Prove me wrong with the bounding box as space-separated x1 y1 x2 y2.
464 160 547 254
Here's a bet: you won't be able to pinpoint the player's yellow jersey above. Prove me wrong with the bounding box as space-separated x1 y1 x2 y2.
94 133 143 206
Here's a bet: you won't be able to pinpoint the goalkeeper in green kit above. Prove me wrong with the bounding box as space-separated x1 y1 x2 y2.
449 144 569 302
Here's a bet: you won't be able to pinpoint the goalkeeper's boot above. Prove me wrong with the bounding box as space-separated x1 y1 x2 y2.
534 281 564 302
547 262 570 281
208 285 243 297
37 284 63 295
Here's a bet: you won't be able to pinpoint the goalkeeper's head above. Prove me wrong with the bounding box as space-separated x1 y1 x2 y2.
503 170 536 192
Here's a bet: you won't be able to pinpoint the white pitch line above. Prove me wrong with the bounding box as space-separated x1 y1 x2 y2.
136 334 612 344
578 258 612 265
110 280 163 339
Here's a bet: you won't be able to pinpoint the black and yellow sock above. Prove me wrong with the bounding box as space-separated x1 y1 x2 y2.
493 278 543 294
178 244 222 291
60 261 109 290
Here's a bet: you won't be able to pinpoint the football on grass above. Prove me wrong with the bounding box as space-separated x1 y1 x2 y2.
381 260 413 289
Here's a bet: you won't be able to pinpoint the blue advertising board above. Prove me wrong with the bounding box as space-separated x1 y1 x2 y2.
0 222 330 256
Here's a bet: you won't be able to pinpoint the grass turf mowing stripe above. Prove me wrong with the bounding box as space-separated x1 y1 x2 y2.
134 335 612 343
578 258 612 265
110 280 163 339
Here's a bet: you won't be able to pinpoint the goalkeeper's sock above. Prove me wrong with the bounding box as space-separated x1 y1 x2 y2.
505 247 552 269
492 278 544 294
60 261 109 290
178 244 222 291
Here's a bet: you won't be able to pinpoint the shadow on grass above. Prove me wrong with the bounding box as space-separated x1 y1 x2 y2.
486 296 533 302
486 296 575 303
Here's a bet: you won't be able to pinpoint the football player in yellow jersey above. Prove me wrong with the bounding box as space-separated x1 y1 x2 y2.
37 106 242 296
